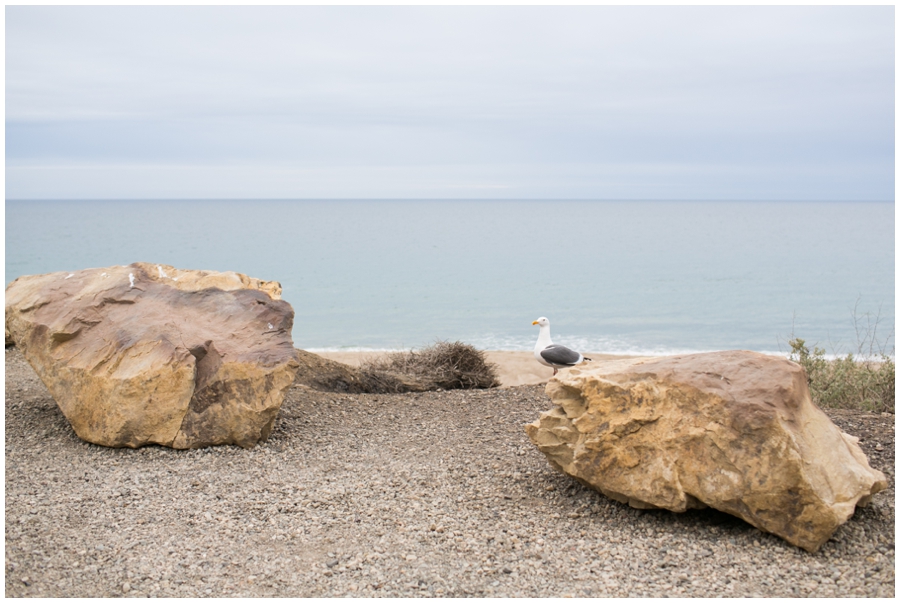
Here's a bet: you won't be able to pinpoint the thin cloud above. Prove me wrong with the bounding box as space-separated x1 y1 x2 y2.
5 5 894 200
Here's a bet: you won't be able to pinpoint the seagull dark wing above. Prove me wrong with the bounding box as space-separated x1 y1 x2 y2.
540 344 581 366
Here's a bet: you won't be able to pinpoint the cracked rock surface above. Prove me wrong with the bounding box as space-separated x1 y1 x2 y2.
5 263 298 449
526 352 887 552
5 347 895 597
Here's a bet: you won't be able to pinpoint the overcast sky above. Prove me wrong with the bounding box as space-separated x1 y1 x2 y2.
5 5 895 200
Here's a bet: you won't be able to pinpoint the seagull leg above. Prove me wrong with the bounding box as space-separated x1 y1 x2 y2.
552 368 558 376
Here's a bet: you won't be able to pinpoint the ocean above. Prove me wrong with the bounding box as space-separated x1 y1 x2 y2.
5 199 895 357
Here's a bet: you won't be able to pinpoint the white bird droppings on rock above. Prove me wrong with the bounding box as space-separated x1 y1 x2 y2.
128 273 135 288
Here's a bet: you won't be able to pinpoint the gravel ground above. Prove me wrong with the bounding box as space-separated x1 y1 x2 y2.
5 346 895 597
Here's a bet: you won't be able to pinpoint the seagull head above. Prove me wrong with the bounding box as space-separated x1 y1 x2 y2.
532 317 549 327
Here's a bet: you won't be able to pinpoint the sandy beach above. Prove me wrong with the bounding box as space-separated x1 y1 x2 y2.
315 350 636 388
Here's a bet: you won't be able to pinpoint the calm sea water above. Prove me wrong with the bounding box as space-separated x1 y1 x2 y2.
5 199 895 356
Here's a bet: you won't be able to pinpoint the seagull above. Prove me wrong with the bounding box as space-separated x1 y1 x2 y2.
532 316 592 376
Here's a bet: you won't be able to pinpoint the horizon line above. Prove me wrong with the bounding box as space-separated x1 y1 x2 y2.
5 197 896 203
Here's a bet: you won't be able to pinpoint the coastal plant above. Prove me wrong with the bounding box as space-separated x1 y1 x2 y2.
787 305 894 413
361 340 501 390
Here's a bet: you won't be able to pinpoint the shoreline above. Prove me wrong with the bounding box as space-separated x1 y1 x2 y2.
314 350 641 387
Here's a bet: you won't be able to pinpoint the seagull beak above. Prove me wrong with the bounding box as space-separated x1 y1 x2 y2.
532 320 539 325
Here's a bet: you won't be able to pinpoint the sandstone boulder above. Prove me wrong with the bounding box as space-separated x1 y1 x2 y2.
6 262 299 449
525 351 887 552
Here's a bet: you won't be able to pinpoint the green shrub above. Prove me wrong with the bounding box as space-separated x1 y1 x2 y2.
788 337 894 413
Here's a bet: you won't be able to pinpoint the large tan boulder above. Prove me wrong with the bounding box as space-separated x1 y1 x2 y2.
525 351 887 552
5 262 299 449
